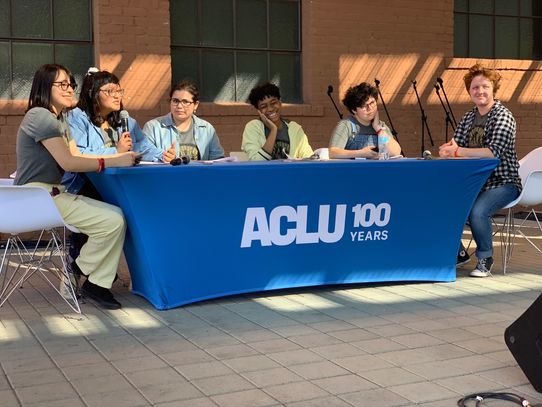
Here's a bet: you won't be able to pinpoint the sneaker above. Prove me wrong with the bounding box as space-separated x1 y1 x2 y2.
469 257 494 277
81 280 122 309
457 249 471 266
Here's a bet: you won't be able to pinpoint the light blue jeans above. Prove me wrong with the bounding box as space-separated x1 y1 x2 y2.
469 183 520 259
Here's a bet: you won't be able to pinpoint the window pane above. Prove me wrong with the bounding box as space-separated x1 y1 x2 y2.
454 13 468 56
55 43 93 92
519 18 533 58
171 0 198 46
237 51 267 102
0 42 11 99
201 50 234 101
236 0 266 48
270 53 300 103
201 0 233 47
496 0 518 15
270 0 299 50
526 17 542 59
455 0 468 12
520 0 532 16
495 17 519 58
54 0 91 40
470 0 493 14
469 15 493 58
12 42 54 99
0 0 9 37
12 1 52 39
171 48 200 85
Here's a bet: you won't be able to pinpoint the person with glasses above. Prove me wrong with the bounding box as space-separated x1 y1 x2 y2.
242 82 313 160
328 82 402 159
14 64 138 309
143 80 224 162
64 69 164 194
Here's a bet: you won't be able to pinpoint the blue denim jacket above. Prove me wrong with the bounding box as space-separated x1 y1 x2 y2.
143 113 224 160
62 107 163 193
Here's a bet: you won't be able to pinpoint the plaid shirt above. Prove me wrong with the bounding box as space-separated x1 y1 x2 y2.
454 100 521 192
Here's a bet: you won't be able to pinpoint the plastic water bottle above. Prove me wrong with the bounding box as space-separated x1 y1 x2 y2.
378 134 389 160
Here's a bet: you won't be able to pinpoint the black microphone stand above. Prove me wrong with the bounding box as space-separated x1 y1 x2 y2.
327 85 343 120
436 77 457 127
434 83 455 142
411 80 434 156
374 78 399 143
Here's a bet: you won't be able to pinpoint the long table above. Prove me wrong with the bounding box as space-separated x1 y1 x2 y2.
88 158 498 310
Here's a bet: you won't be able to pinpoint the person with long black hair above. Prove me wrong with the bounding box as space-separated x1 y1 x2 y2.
14 64 137 309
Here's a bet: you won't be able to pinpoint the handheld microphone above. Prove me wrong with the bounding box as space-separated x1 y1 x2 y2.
327 85 333 96
119 110 130 133
423 150 434 160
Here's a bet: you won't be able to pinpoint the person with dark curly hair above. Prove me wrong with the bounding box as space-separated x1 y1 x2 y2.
63 69 163 193
329 82 401 159
439 64 521 277
242 82 313 160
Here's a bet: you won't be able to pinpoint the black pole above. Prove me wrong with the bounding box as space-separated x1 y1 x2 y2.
434 83 455 142
436 77 457 127
374 78 399 142
411 80 434 156
327 85 343 120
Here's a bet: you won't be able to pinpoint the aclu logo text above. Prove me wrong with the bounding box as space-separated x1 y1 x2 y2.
241 203 391 248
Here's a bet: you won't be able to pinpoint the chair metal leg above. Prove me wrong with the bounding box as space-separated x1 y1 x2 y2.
499 208 516 274
0 229 81 314
516 210 542 255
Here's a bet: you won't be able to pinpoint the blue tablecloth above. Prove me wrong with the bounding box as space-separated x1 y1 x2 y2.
88 158 498 310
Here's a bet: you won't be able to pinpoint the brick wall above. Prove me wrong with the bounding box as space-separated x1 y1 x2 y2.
1 0 541 179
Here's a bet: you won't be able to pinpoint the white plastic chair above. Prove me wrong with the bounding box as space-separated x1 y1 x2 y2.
0 185 81 313
500 147 542 272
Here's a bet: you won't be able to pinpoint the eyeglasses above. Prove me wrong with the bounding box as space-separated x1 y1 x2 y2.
100 88 125 98
52 81 77 91
171 98 195 107
360 100 377 111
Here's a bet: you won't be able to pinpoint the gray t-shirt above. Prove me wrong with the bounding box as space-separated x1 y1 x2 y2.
177 121 201 160
15 107 71 185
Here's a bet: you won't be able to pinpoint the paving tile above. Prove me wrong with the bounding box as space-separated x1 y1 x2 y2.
454 337 506 354
311 374 377 394
138 380 204 404
175 361 235 380
0 389 19 407
403 359 472 380
192 373 255 396
153 397 218 407
288 361 349 380
327 328 379 342
388 381 459 404
360 367 426 387
268 349 324 366
62 361 118 380
242 367 304 387
311 343 364 359
264 381 329 404
2 356 55 374
9 367 65 388
287 396 353 407
389 333 444 348
211 388 279 407
478 366 530 387
249 338 302 354
112 355 168 373
351 337 407 354
160 349 215 366
339 388 411 407
205 343 260 360
15 382 78 405
25 397 86 407
447 354 507 373
127 366 187 387
435 373 503 394
366 324 416 337
332 354 394 373
82 387 149 407
223 355 280 373
73 373 134 396
289 333 343 348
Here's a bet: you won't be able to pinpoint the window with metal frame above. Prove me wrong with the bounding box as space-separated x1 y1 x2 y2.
0 0 94 100
454 0 542 60
170 0 301 103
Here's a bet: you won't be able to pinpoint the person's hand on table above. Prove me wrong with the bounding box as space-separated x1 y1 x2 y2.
439 138 458 158
163 141 176 163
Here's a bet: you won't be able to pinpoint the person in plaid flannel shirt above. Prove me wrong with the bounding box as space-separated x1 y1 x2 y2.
439 63 521 278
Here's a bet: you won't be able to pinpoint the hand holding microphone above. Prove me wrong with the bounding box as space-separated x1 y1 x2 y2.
117 110 132 152
162 141 177 163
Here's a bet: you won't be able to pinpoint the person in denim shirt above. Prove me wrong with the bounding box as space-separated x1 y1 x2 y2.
63 69 164 194
144 80 224 162
329 82 402 159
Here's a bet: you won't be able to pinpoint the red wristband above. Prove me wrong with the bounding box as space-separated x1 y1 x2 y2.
376 128 384 135
97 158 105 172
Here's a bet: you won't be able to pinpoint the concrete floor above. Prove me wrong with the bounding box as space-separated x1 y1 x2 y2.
1 228 541 407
